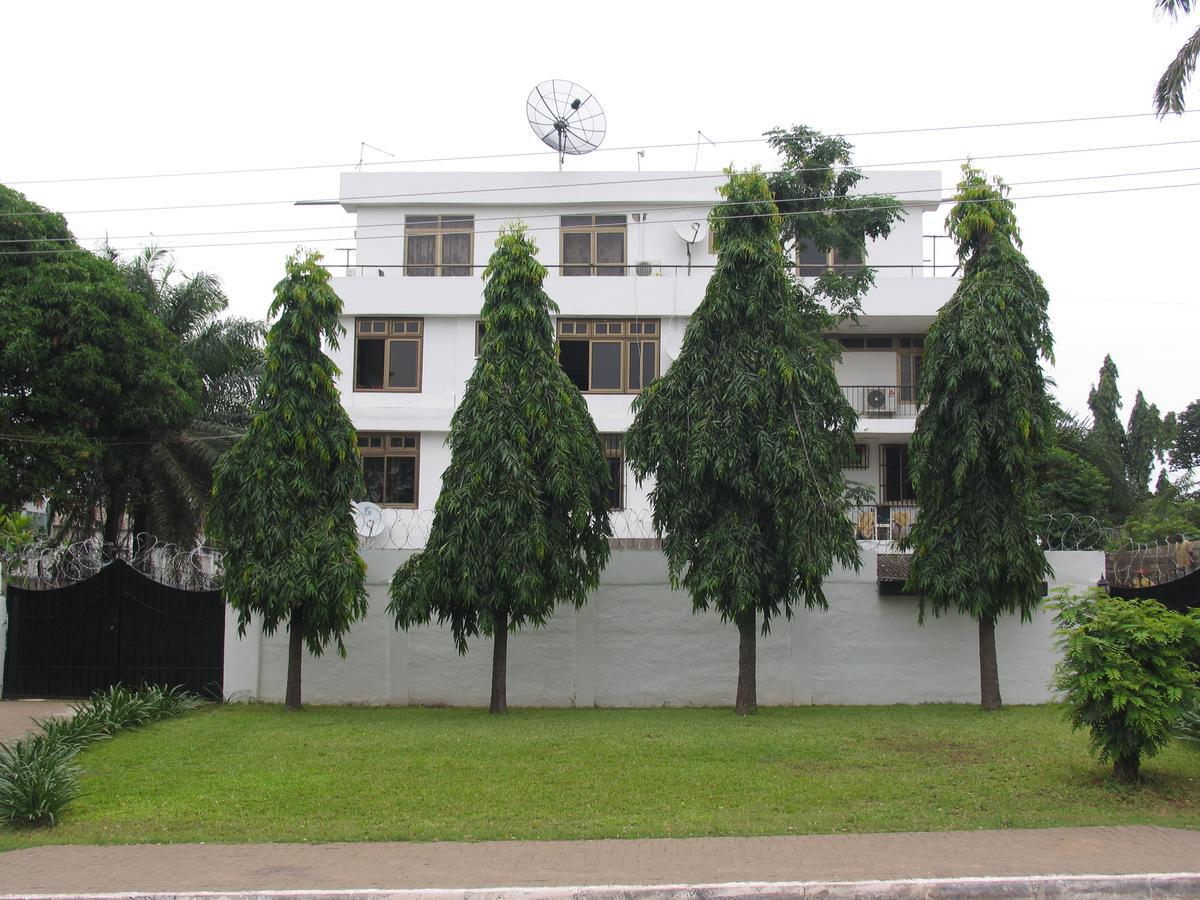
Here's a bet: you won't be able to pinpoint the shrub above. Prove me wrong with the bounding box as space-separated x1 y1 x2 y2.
1179 698 1200 742
0 684 202 828
0 737 80 827
1052 587 1200 782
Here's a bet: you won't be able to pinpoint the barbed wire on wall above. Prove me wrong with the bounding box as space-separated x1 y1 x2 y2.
1 535 224 592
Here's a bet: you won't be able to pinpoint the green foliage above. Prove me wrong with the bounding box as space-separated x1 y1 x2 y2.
943 163 1021 262
1120 487 1200 543
0 510 36 555
209 251 368 660
0 186 200 537
764 125 904 316
388 225 611 652
1125 389 1168 495
1154 0 1200 116
0 737 80 828
1052 587 1200 779
0 685 200 828
905 164 1054 628
1179 696 1200 741
1086 355 1137 519
1171 399 1200 471
625 170 862 631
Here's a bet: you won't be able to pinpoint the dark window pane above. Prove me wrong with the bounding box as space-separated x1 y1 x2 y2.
362 457 386 504
641 341 656 387
562 232 592 275
839 337 865 349
385 456 416 505
628 342 643 390
406 234 436 276
797 241 827 276
606 455 623 509
356 339 385 389
595 232 625 272
561 215 592 227
475 320 486 356
406 215 438 228
590 341 622 390
388 339 419 389
595 215 626 226
441 214 473 229
441 232 471 276
559 340 589 391
865 336 893 349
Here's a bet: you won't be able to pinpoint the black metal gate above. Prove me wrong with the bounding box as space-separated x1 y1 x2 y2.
3 559 224 699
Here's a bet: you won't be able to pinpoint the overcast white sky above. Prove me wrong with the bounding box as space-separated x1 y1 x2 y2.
5 0 1197 419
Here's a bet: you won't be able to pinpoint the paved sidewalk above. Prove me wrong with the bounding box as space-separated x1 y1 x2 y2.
1 826 1198 896
0 700 72 744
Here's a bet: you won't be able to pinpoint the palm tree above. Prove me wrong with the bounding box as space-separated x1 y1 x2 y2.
1155 0 1200 116
115 247 265 546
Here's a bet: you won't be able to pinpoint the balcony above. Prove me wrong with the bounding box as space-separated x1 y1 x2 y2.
841 385 920 418
848 503 919 543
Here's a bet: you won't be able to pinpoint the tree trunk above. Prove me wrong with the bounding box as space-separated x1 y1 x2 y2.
490 609 508 715
978 615 1002 711
735 610 757 715
1113 754 1140 783
285 605 304 711
102 498 123 548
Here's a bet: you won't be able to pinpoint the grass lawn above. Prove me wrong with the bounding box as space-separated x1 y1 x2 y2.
1 703 1197 850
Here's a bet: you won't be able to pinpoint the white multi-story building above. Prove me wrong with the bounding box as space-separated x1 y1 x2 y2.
328 170 953 546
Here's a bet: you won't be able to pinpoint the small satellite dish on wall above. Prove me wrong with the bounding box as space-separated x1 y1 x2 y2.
526 80 607 170
351 501 385 539
673 220 709 245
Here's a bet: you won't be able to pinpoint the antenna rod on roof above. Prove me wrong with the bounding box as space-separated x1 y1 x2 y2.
357 142 395 172
694 131 717 171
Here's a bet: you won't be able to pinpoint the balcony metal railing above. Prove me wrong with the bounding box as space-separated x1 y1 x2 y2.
848 503 920 543
337 263 961 279
841 385 920 417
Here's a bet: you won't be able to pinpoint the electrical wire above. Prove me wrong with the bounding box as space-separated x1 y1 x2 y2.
4 178 1200 257
5 137 1200 219
5 109 1195 186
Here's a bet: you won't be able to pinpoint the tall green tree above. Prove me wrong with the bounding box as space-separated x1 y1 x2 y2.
208 251 367 711
1171 399 1200 471
1086 355 1137 521
1154 0 1200 115
1126 389 1168 494
110 246 264 546
765 125 905 315
388 226 612 714
904 163 1054 710
625 170 862 716
0 186 198 543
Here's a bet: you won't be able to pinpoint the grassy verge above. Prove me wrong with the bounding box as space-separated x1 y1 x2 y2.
1 703 1196 850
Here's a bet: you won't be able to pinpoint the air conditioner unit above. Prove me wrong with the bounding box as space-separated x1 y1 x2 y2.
866 389 887 409
634 260 659 276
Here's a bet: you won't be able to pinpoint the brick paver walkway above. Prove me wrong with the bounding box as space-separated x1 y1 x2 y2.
0 826 1196 895
0 700 72 745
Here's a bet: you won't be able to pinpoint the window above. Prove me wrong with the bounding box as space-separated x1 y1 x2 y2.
405 215 473 276
602 434 625 509
557 319 659 393
880 443 915 503
358 433 419 507
560 215 626 276
797 241 864 276
475 320 485 357
354 318 422 391
845 443 870 470
899 351 922 404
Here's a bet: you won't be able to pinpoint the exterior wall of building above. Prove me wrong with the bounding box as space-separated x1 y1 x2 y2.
224 550 1100 707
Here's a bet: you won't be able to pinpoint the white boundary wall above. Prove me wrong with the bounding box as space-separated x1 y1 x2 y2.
223 550 1102 706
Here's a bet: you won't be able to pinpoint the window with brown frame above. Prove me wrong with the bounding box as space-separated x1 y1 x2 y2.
358 432 420 507
560 214 627 276
833 334 925 351
405 215 473 276
796 240 864 276
474 320 485 357
557 319 659 394
602 433 625 509
354 318 423 391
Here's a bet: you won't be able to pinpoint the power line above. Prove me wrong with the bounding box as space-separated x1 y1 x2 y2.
5 164 1198 247
4 137 1200 219
5 109 1195 186
4 178 1200 258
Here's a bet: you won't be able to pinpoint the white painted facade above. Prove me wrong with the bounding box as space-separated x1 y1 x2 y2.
327 169 955 535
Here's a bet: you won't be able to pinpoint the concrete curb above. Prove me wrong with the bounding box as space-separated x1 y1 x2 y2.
8 872 1200 900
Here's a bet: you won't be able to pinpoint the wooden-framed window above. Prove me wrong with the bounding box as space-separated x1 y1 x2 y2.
557 319 659 394
474 320 486 357
797 241 864 276
560 214 626 276
833 334 925 352
358 432 420 508
405 215 473 276
354 318 423 392
602 433 625 510
880 443 916 503
844 443 870 470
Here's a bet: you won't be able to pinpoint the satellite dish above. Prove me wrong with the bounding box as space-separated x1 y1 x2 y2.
351 501 385 539
527 80 606 169
673 220 709 245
